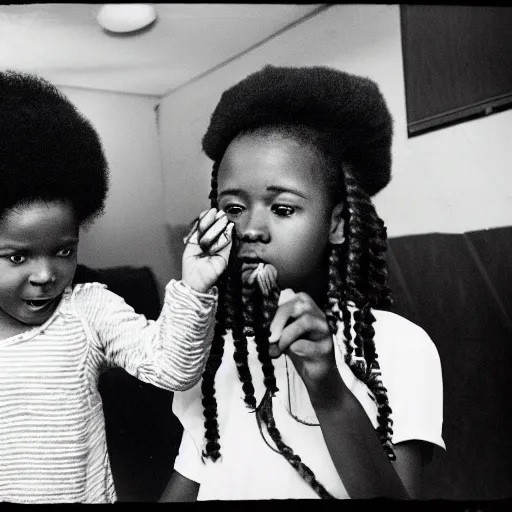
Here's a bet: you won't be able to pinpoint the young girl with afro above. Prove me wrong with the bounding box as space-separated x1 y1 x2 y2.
0 70 234 504
160 65 445 501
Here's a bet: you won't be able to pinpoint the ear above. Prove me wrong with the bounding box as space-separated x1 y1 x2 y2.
329 203 345 245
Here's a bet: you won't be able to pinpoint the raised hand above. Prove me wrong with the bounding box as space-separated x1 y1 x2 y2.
182 208 234 293
268 292 337 388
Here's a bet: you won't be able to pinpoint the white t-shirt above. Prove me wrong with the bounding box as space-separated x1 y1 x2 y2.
173 289 445 500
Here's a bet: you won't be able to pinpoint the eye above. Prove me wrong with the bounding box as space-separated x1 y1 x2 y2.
224 204 244 216
272 205 295 217
57 248 75 258
9 254 26 264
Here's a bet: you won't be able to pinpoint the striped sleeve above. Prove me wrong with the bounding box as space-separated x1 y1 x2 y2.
73 280 217 391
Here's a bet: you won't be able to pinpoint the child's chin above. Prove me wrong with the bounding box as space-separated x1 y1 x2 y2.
18 306 57 326
19 314 50 326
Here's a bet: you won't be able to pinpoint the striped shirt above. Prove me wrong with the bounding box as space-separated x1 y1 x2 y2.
0 279 217 504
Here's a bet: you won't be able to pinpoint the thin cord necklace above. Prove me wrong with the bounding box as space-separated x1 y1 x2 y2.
285 356 320 427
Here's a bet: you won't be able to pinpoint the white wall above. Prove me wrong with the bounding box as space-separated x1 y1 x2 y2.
381 108 512 236
61 87 172 295
157 4 512 244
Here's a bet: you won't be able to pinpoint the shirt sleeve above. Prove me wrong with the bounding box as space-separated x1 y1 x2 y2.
173 429 205 485
374 311 446 451
73 280 217 392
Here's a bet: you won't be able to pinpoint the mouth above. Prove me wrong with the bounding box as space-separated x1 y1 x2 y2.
23 296 59 312
238 255 265 276
238 251 264 264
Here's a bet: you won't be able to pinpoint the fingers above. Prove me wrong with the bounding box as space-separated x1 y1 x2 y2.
268 343 281 359
184 208 233 255
198 210 228 251
182 209 210 246
274 314 330 357
269 294 316 343
205 223 234 255
268 294 327 358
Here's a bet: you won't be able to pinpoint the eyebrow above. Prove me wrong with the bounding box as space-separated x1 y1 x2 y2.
266 185 307 199
218 186 307 199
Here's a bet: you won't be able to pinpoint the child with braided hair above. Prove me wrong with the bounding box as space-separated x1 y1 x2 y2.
0 70 234 503
160 65 445 501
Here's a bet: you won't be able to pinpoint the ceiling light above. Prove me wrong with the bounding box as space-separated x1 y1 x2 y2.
97 4 157 34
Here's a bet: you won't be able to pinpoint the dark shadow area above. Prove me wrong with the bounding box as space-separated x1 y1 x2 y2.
73 264 181 502
387 227 512 499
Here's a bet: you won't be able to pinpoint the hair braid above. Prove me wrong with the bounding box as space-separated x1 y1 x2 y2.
368 212 393 311
232 273 258 410
325 246 343 332
253 287 280 395
251 280 334 499
201 271 228 462
257 391 335 499
211 161 258 410
209 161 219 208
202 163 247 461
342 165 396 460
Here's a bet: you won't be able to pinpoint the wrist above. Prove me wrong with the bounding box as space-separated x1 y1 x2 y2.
305 362 348 410
181 277 211 295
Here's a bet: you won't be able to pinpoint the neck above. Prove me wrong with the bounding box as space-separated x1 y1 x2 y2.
0 315 33 341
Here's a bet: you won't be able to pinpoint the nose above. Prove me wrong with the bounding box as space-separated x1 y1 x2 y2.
238 205 270 243
29 259 57 287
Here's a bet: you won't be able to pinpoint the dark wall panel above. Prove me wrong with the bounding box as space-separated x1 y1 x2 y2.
401 6 512 135
388 230 512 499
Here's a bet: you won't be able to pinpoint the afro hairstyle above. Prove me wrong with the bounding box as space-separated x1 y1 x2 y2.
0 70 109 224
202 65 393 197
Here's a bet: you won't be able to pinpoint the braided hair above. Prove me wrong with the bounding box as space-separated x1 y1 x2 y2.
199 65 396 497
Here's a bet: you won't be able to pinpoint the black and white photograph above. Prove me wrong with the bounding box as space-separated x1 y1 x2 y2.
0 3 511 505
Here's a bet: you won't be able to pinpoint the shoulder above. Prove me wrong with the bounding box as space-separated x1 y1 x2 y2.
371 309 440 364
72 281 109 293
71 281 111 302
369 310 445 450
368 309 443 397
69 282 125 314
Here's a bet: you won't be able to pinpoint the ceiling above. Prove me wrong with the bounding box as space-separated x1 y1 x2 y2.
0 3 325 97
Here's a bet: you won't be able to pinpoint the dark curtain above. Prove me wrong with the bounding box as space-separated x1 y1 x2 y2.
73 265 180 502
76 224 512 500
387 226 512 500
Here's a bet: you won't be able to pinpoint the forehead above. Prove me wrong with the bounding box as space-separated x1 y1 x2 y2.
217 133 329 195
0 201 78 241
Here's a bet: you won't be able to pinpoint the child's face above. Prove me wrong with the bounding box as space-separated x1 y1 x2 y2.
0 200 78 330
217 133 342 295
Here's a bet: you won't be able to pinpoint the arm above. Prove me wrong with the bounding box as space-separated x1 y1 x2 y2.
81 208 234 392
306 367 412 499
269 294 435 499
159 426 203 502
78 280 217 391
159 471 200 502
392 441 428 499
